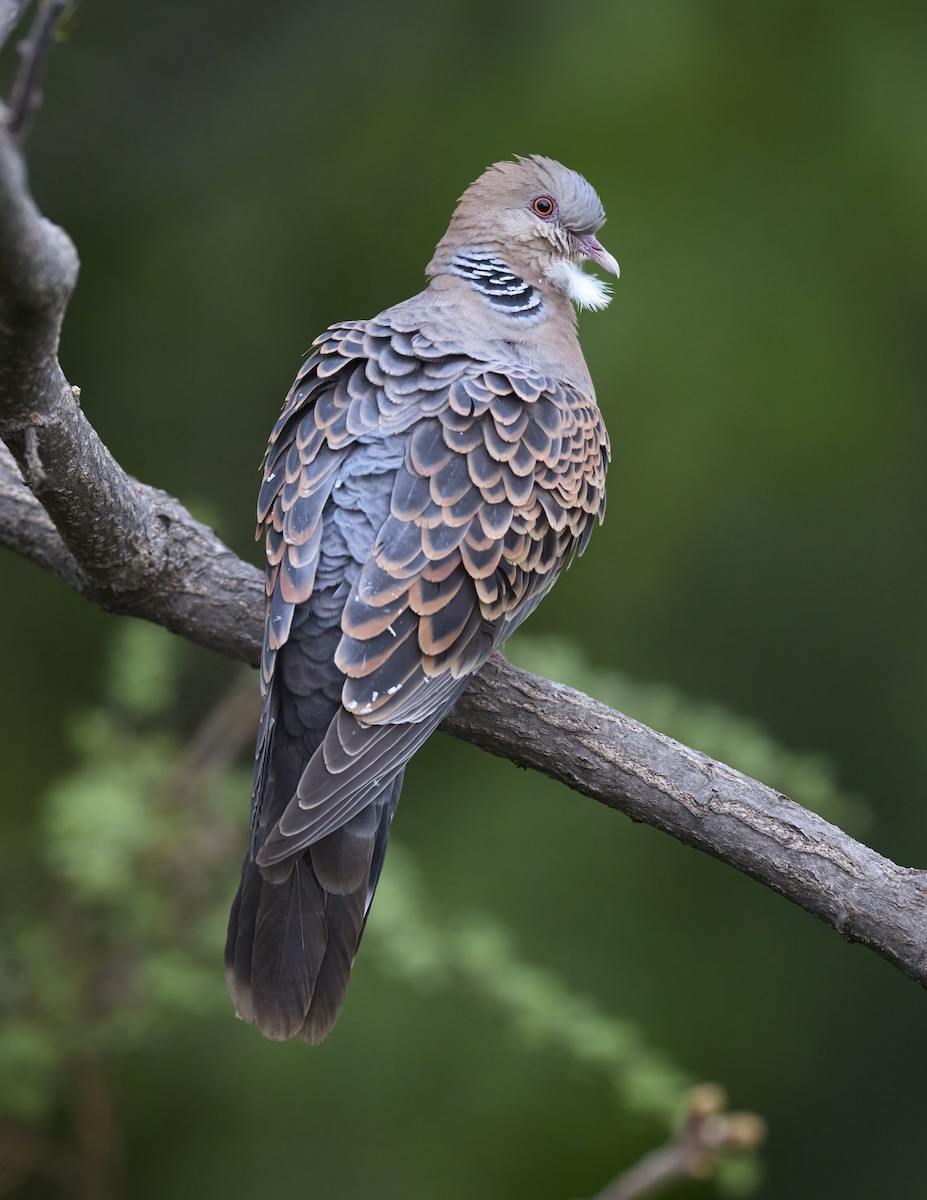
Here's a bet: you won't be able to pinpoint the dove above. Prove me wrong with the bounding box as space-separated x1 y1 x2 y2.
226 155 617 1043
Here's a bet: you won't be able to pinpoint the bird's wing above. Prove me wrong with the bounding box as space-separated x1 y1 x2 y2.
254 316 609 871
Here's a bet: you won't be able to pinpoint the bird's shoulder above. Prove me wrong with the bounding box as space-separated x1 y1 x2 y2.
257 301 610 709
265 293 608 472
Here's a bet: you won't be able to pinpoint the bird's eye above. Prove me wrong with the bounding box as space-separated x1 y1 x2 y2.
532 195 555 218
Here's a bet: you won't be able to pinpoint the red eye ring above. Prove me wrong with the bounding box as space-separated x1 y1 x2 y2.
532 195 555 218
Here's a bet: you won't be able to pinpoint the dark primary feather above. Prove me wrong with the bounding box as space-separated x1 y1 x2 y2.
225 315 609 1043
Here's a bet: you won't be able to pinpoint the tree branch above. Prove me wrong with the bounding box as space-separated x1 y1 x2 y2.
2 100 926 997
0 107 263 661
6 0 68 141
0 1 31 55
589 1086 765 1200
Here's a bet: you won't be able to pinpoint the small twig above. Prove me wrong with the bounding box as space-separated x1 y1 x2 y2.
175 670 260 786
6 0 67 141
162 671 258 874
0 1121 82 1199
69 1055 123 1200
22 423 45 486
0 0 31 54
590 1086 766 1200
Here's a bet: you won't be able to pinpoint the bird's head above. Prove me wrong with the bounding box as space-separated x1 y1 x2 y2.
429 155 619 311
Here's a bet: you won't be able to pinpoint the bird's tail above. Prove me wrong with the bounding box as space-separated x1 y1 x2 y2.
225 775 401 1044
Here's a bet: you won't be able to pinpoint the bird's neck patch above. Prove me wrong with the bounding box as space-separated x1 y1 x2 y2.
448 249 542 317
545 261 612 312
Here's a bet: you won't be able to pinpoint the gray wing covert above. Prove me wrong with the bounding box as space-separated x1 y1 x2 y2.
255 317 609 869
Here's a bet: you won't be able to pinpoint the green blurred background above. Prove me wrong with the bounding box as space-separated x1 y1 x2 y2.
2 1 927 1197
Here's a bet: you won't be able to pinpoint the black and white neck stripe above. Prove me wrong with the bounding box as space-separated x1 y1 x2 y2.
448 249 542 316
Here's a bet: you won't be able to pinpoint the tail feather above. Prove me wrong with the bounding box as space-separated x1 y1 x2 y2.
308 803 381 894
298 889 367 1044
224 854 260 1025
225 778 400 1042
299 774 402 1043
251 859 326 1040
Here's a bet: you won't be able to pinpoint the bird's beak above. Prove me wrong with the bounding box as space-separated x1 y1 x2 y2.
575 233 620 279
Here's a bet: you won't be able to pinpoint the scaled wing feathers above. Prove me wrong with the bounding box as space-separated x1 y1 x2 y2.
253 319 608 862
230 311 609 1042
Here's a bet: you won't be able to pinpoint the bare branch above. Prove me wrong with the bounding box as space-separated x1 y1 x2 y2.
443 659 927 986
0 113 264 662
2 79 927 1003
0 1 31 55
5 1 68 141
0 1121 83 1198
0 439 82 586
589 1086 765 1200
0 435 264 664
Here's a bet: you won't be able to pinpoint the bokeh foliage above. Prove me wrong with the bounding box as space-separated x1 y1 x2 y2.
2 1 926 1198
6 622 858 1196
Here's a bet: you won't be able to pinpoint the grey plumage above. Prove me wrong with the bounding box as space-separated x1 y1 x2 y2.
226 155 617 1043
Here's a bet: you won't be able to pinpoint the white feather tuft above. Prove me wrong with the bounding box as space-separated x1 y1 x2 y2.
545 260 613 312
